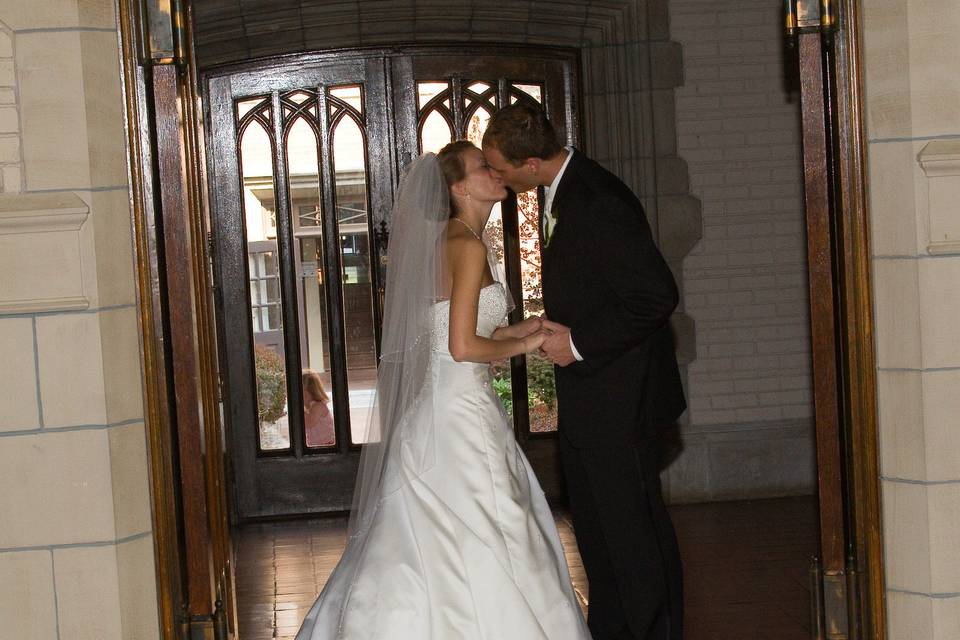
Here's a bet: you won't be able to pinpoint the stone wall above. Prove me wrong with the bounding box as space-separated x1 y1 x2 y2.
0 2 158 638
0 22 20 192
861 0 960 636
664 0 815 502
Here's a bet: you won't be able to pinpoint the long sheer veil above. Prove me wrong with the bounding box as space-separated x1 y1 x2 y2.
296 153 526 639
347 152 449 538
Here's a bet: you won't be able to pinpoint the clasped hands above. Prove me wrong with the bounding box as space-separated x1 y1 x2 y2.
517 316 577 367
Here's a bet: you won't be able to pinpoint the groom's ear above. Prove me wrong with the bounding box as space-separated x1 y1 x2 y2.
525 157 541 175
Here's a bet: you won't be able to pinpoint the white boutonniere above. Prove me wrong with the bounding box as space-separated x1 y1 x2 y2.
543 208 557 248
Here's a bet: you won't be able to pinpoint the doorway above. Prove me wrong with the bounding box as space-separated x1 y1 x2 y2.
123 0 884 636
204 46 580 520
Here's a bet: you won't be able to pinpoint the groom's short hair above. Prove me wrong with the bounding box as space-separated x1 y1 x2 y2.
483 103 562 165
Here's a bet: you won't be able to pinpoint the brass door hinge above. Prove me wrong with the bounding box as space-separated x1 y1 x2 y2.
810 555 858 639
785 0 839 38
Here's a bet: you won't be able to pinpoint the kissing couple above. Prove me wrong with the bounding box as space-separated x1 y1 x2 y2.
296 103 686 640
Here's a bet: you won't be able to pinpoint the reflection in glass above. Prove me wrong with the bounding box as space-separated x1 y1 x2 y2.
331 113 378 443
420 109 454 154
238 115 292 451
287 117 337 449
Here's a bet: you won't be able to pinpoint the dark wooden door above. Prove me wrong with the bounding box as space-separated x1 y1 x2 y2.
391 49 580 498
207 57 392 519
205 47 580 519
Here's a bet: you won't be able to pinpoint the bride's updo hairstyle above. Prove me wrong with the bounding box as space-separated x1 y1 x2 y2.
437 140 477 217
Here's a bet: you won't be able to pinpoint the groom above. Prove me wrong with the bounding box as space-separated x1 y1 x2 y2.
483 104 686 640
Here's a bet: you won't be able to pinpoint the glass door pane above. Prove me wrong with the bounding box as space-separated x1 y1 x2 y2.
285 107 338 450
460 85 516 419
508 83 557 433
417 81 454 154
237 99 294 452
329 85 378 444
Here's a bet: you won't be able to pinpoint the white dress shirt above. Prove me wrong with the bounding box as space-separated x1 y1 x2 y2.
542 147 583 362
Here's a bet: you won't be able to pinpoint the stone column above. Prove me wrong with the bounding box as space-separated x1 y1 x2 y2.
0 2 158 638
862 0 960 636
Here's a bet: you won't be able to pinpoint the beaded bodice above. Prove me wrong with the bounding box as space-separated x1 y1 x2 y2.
430 283 509 354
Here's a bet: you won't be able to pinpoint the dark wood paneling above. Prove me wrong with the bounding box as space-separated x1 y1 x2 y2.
154 63 215 615
799 30 845 576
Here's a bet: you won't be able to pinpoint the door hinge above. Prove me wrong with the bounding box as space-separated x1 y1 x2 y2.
785 0 839 38
206 231 219 292
136 0 189 66
810 555 856 639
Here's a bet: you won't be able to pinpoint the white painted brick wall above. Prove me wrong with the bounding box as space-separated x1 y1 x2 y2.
672 0 813 427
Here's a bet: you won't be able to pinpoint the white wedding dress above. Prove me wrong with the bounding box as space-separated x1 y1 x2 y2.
296 282 591 639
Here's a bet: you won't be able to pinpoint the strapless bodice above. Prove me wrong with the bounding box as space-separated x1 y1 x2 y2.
430 282 510 355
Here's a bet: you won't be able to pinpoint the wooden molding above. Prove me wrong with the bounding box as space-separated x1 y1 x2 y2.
116 1 185 637
832 0 887 636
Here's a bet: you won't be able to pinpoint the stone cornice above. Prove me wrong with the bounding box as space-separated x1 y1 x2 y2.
918 140 960 178
0 192 90 315
917 140 960 255
0 192 89 235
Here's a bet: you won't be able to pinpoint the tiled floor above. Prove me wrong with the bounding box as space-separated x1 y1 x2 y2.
234 496 816 639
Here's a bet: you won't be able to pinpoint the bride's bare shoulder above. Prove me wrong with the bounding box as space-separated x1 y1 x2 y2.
445 230 487 262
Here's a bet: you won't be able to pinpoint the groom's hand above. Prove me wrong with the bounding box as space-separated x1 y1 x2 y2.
539 319 576 367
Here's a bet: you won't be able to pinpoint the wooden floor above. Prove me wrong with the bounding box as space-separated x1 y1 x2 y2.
234 496 816 639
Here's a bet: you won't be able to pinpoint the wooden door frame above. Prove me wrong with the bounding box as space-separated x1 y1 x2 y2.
203 46 582 518
794 1 886 637
117 0 885 637
829 1 886 636
118 0 235 637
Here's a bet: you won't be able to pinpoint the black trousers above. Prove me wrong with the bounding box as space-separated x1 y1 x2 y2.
560 432 683 640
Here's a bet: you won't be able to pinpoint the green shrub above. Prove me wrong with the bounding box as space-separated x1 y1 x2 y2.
254 345 287 424
526 353 557 407
493 375 513 416
493 355 557 418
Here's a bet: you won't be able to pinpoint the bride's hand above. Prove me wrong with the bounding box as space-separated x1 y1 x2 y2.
522 329 549 354
514 315 543 338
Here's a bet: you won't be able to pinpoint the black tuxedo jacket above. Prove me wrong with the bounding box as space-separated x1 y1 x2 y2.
541 150 686 448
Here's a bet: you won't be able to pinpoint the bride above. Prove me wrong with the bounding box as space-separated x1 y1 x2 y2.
296 141 592 640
